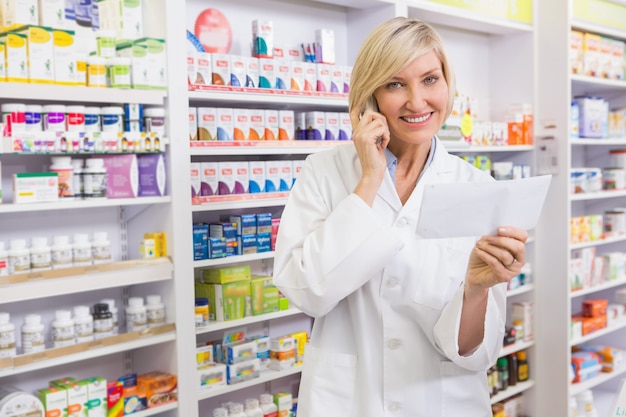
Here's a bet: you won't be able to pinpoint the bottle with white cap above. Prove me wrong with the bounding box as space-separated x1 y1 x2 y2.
21 314 45 354
0 241 8 276
100 299 118 334
146 295 166 328
8 239 30 274
83 158 107 199
92 232 111 264
51 235 73 269
51 310 75 348
0 312 16 358
30 237 52 272
72 233 92 266
73 305 94 343
125 297 147 332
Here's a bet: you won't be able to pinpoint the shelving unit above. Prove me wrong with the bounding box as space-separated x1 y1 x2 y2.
535 1 626 416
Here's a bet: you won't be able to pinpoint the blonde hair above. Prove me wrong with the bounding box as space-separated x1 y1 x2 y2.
349 17 456 119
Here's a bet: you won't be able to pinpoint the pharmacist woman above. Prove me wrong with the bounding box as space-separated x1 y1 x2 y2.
273 17 527 417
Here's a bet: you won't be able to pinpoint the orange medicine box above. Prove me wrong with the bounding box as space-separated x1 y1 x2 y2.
583 299 608 317
580 314 607 335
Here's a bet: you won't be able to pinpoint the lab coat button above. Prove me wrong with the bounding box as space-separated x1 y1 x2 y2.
385 278 399 288
388 402 401 412
396 218 408 228
387 339 402 349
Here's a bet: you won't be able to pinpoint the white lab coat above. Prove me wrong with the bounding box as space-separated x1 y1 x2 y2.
273 138 507 417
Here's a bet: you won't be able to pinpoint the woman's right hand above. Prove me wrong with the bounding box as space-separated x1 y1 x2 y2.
349 107 391 206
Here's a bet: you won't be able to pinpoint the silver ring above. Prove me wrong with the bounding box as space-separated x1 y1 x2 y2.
506 258 517 268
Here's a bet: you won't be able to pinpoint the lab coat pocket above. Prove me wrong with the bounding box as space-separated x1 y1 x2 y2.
297 345 357 417
439 360 490 417
410 239 469 310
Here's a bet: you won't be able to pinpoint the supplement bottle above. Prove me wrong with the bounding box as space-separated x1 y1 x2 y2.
100 106 124 133
126 297 147 332
93 303 113 339
259 393 278 417
577 390 594 414
229 402 246 417
51 310 75 348
195 298 209 327
42 104 66 132
8 239 30 275
84 107 101 133
100 299 118 334
71 159 84 199
66 105 85 133
83 158 107 199
106 57 131 89
143 107 166 138
51 235 73 269
244 398 264 417
0 241 8 276
496 357 508 391
87 55 107 88
21 314 45 354
146 294 166 328
92 231 111 264
1 103 26 136
0 312 16 358
508 353 518 386
212 408 228 417
73 305 94 343
50 156 74 198
516 350 529 382
72 233 92 266
25 104 43 132
30 237 52 272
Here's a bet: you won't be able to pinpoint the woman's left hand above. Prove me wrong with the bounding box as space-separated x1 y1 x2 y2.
465 226 528 296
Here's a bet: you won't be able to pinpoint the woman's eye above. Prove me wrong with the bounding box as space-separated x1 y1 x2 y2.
424 76 438 85
387 82 402 89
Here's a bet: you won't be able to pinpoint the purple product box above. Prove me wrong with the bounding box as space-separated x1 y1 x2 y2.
101 154 138 198
137 154 166 197
201 162 218 196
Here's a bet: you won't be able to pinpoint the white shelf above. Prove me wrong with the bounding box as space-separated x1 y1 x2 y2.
570 321 626 347
500 340 535 357
192 193 289 212
0 258 173 303
133 403 179 417
188 89 347 111
198 366 303 400
0 83 166 104
407 0 533 35
194 252 275 268
570 234 626 250
196 308 304 335
571 74 626 95
0 196 171 214
571 18 626 41
571 138 626 145
189 140 346 156
0 329 176 378
571 190 626 201
443 144 534 153
507 284 534 298
570 362 626 396
490 380 535 404
570 278 626 299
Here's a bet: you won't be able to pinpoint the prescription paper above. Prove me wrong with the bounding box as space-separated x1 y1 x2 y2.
416 175 552 238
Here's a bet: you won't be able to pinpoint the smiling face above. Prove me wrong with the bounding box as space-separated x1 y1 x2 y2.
373 49 449 146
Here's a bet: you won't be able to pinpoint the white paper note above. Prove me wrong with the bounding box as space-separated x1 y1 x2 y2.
416 175 552 238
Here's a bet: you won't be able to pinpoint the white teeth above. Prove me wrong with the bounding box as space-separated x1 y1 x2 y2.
403 114 431 123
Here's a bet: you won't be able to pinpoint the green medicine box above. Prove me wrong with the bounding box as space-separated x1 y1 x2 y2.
250 275 279 316
208 280 251 321
201 265 251 284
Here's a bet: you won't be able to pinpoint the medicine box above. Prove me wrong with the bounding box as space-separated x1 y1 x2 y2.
16 25 55 84
229 54 246 87
248 109 265 140
257 213 272 234
106 381 124 417
244 56 259 87
198 363 227 390
201 265 251 284
52 29 77 85
208 281 251 321
227 214 257 236
248 161 265 193
226 358 261 384
190 162 201 198
274 392 293 415
197 107 217 141
216 108 234 141
37 386 68 417
200 162 218 196
242 235 257 254
208 237 227 259
116 41 150 89
233 108 249 140
4 32 28 83
13 172 58 203
223 340 258 364
193 223 208 260
249 335 271 369
265 109 279 140
210 53 230 85
83 377 107 417
511 301 533 342
250 275 279 315
189 107 198 141
137 153 166 197
101 154 139 198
